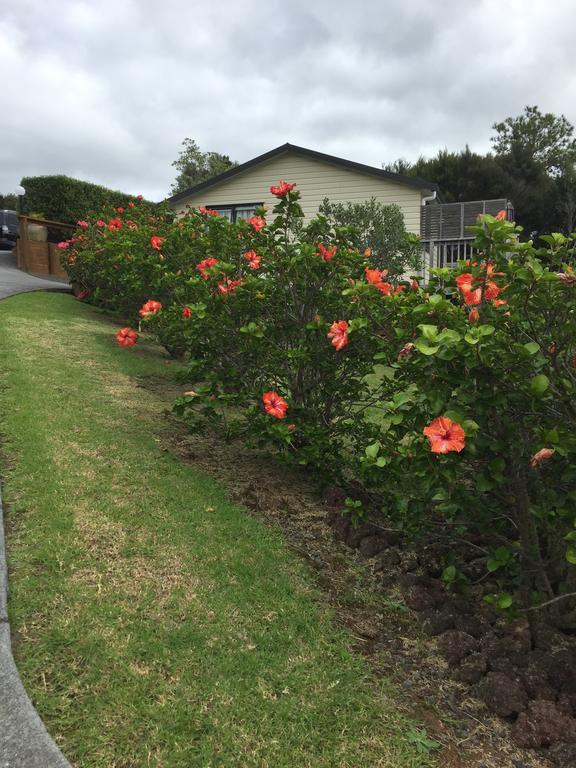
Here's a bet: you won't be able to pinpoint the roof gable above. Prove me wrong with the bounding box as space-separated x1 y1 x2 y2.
167 143 439 203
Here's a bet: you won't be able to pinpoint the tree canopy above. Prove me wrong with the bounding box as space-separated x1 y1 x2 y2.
385 106 576 239
170 138 238 195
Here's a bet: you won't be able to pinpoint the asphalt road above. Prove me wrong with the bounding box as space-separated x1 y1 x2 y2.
0 249 70 300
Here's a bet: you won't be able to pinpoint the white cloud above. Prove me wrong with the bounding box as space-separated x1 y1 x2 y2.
0 0 575 200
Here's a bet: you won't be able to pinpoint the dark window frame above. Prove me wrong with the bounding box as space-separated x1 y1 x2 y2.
206 203 263 223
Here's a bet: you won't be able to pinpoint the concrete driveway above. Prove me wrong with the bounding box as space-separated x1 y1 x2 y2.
0 249 71 300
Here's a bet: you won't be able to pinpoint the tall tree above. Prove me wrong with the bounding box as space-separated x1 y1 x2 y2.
491 105 576 176
170 139 237 195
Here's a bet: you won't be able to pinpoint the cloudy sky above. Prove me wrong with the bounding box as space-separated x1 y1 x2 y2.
1 0 575 201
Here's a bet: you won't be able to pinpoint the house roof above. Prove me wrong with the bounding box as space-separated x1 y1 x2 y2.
167 142 439 203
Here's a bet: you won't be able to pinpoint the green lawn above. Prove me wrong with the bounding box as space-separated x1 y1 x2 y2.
0 292 436 768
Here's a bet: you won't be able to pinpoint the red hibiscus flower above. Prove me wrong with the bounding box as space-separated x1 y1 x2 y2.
76 220 89 228
495 209 507 220
57 241 69 249
456 273 475 293
117 207 124 213
327 320 349 351
248 215 266 231
394 285 406 294
115 327 139 347
244 250 261 269
136 194 143 200
365 267 385 285
462 287 483 305
423 416 466 454
317 243 337 262
217 278 243 295
182 306 192 318
128 201 135 208
270 180 297 197
262 391 289 419
198 207 220 216
492 298 508 307
530 448 554 468
196 257 219 279
150 236 165 251
139 300 162 318
108 218 122 230
96 219 105 227
364 267 391 294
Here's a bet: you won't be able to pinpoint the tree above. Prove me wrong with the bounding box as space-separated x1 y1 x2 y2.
170 138 237 195
491 105 576 176
318 197 422 276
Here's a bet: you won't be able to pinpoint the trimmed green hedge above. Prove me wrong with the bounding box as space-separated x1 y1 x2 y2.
20 175 153 224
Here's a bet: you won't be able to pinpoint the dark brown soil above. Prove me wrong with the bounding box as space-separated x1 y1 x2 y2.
158 413 572 768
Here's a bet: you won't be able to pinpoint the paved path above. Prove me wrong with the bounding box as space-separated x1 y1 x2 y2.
0 249 71 300
0 251 72 765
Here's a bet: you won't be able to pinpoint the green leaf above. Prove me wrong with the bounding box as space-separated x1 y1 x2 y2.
464 332 479 345
414 338 439 356
478 324 495 336
530 374 550 396
566 546 576 565
523 342 540 355
418 324 439 341
486 558 500 572
442 565 457 582
497 592 513 609
365 441 381 459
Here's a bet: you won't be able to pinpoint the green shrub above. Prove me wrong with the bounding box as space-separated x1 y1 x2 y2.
318 196 422 277
20 175 153 225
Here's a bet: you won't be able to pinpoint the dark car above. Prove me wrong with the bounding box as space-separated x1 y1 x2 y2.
0 210 19 249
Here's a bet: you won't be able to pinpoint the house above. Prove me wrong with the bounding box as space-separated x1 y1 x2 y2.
166 143 513 276
166 143 439 236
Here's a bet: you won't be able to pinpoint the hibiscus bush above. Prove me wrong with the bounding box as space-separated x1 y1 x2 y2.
348 215 576 618
64 185 576 621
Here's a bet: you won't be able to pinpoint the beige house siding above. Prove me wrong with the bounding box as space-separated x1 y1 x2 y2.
169 151 428 234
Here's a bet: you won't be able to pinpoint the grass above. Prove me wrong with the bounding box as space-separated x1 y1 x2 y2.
0 292 437 768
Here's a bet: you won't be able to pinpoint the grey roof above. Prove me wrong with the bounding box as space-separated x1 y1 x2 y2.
167 142 439 203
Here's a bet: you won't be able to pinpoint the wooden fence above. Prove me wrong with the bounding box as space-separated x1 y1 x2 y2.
16 216 75 278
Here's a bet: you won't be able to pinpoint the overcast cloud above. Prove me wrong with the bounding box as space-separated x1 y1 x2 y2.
1 0 575 201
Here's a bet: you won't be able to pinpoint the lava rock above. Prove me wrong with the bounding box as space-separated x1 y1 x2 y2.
548 741 576 766
512 700 576 748
358 535 387 559
422 610 456 636
373 548 401 572
437 630 478 666
346 522 380 548
558 692 576 717
452 653 487 685
520 667 557 701
546 650 576 696
454 614 489 639
403 584 444 612
477 672 528 718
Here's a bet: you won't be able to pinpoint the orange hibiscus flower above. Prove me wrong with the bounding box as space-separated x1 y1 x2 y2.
423 416 466 454
262 391 289 419
327 320 349 351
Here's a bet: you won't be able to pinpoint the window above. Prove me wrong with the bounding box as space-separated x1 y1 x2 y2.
206 203 262 223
